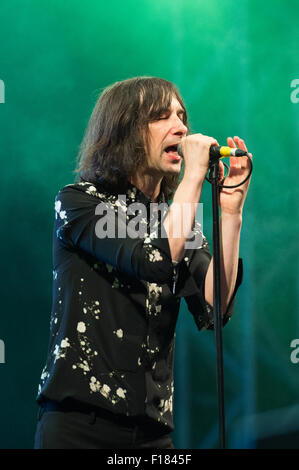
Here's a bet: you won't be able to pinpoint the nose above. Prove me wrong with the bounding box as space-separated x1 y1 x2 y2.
170 116 187 136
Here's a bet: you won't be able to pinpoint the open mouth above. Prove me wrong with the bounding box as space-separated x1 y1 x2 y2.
163 144 181 162
164 144 179 154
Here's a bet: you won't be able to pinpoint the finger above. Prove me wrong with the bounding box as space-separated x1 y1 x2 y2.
234 136 250 168
230 155 241 168
244 152 253 171
234 136 248 152
227 136 236 148
238 137 252 169
225 138 239 167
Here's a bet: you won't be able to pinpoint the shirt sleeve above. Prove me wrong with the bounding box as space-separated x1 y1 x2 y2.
173 231 243 332
54 185 176 285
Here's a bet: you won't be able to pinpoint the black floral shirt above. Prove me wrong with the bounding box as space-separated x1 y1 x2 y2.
36 180 242 432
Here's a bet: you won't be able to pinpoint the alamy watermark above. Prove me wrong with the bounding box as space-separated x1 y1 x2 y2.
290 79 299 104
0 339 5 363
94 198 204 249
290 339 299 364
0 79 5 104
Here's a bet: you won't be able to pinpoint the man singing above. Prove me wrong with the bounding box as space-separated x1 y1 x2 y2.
34 76 251 449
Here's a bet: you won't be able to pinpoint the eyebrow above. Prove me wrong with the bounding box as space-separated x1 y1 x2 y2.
157 105 186 118
168 106 184 115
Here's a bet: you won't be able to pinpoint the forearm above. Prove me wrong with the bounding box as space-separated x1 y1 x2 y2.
163 171 205 262
204 212 242 312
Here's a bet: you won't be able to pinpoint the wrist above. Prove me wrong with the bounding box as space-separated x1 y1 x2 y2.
221 210 243 225
183 169 206 186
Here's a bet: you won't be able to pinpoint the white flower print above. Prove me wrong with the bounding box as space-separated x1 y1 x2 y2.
55 200 61 213
116 387 127 399
89 376 101 392
148 249 163 262
77 321 86 333
86 185 97 196
127 188 136 200
82 300 101 320
146 283 162 317
158 396 173 415
53 342 68 363
115 329 123 339
78 360 90 372
55 199 67 221
40 368 49 381
100 384 111 398
60 338 70 348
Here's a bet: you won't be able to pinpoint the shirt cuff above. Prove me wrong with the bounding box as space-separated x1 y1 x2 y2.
175 258 243 331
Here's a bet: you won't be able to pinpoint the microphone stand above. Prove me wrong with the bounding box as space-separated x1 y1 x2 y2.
177 142 252 449
209 159 226 449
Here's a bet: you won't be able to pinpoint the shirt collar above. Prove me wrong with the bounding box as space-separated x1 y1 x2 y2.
78 178 166 206
125 180 165 206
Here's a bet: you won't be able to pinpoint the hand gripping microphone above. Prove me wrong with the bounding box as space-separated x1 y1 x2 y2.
177 143 248 166
176 143 252 189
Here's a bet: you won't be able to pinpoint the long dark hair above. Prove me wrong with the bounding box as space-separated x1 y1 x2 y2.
74 76 189 201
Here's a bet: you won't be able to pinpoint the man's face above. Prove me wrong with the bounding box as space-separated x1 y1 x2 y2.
146 96 188 176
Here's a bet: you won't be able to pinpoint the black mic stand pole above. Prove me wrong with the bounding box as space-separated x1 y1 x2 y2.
209 159 226 449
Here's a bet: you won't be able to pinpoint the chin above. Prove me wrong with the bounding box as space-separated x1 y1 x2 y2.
163 163 182 175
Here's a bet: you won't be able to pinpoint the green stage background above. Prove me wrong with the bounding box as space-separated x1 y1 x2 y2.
0 0 298 449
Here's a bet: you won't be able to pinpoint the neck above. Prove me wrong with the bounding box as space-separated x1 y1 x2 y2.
130 172 163 202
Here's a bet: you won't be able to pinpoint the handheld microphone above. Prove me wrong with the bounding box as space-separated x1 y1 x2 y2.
177 144 248 164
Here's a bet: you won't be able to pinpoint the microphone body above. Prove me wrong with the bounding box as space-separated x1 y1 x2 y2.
177 144 248 165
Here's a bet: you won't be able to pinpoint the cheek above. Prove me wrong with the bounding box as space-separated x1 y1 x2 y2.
148 124 164 147
149 139 162 157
